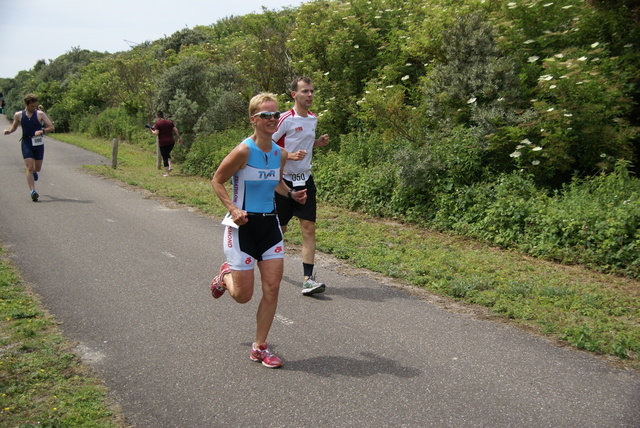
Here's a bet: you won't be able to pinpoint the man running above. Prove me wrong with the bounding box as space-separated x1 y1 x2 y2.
272 77 329 295
4 93 55 201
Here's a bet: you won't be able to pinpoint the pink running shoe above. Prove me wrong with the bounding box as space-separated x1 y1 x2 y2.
250 343 282 368
210 262 230 299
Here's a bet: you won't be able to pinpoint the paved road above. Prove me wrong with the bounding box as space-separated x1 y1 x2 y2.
1 119 639 427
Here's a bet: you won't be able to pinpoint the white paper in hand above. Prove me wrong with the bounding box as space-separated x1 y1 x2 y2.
221 212 239 228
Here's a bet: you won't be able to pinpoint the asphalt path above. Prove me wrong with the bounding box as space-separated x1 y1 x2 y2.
1 117 639 427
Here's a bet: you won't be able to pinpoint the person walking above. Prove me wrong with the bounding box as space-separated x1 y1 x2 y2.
210 93 307 368
3 93 55 201
150 111 182 176
272 76 329 295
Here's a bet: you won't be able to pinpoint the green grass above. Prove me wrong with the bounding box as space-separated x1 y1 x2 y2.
0 248 128 427
56 133 640 369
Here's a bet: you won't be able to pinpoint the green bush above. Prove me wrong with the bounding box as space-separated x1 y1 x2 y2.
426 162 640 278
76 107 150 147
181 127 250 178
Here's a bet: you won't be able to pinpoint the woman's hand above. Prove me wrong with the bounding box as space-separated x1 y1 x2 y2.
231 207 248 226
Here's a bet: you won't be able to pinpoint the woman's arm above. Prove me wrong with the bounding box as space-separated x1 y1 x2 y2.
211 144 251 225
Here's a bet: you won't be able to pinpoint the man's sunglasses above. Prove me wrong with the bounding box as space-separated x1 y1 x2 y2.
252 111 281 119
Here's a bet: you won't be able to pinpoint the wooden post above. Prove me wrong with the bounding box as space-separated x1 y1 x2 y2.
111 138 118 169
156 138 162 170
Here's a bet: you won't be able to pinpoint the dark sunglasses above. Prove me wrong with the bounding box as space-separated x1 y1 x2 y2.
253 111 281 119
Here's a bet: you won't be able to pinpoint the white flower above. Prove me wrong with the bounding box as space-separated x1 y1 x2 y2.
550 85 557 89
521 139 532 145
591 42 599 48
510 151 522 158
539 75 554 81
578 56 588 61
561 5 573 9
467 97 477 104
532 160 540 165
624 44 633 48
564 113 573 117
600 153 607 158
543 2 553 7
555 53 564 58
524 39 535 45
547 108 555 112
385 85 394 88
516 145 525 150
354 45 359 49
528 56 540 63
401 75 410 81
324 71 330 75
405 63 412 66
532 146 543 151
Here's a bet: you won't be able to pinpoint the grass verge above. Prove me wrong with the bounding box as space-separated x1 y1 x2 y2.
0 248 128 427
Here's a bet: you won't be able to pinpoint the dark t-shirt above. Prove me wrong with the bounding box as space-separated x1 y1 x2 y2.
154 119 176 146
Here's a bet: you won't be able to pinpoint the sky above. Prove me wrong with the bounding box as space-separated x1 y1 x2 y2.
0 0 308 79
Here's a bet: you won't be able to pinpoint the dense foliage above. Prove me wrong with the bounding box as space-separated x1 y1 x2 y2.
1 0 639 278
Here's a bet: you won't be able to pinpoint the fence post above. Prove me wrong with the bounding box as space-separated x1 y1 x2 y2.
111 138 118 169
156 138 162 170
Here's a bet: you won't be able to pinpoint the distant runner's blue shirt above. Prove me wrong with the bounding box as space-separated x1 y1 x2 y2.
232 138 281 213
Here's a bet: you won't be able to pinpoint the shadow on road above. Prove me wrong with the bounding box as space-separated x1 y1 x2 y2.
283 352 422 378
282 275 413 303
35 195 94 204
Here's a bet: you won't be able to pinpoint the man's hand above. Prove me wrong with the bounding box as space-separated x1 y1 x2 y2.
288 150 307 161
292 188 308 204
315 134 329 147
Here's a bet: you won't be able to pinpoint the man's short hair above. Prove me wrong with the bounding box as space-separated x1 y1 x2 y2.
24 93 38 105
156 111 164 118
290 76 312 93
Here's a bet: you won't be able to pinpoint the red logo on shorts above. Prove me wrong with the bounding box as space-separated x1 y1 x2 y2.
227 227 233 248
274 246 283 253
245 257 252 265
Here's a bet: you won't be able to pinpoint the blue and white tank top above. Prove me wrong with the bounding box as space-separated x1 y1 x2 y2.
232 138 281 213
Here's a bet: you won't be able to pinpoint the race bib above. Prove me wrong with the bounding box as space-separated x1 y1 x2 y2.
290 172 307 187
32 136 44 146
